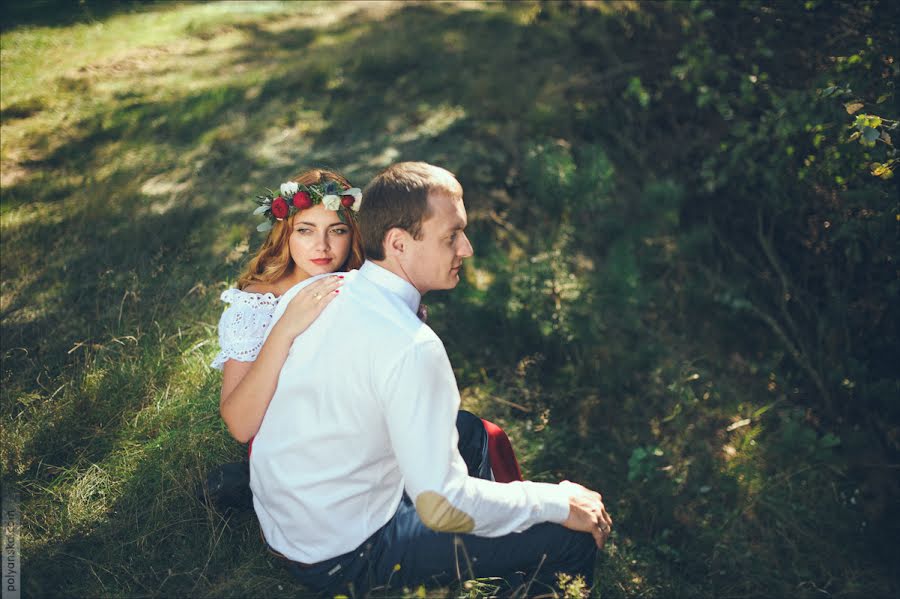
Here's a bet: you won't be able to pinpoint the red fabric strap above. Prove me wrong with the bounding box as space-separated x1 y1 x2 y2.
481 418 523 483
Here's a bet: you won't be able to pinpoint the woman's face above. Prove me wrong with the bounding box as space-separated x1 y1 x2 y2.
288 203 353 277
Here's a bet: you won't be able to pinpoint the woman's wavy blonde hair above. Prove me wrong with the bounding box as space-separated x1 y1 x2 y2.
237 168 365 290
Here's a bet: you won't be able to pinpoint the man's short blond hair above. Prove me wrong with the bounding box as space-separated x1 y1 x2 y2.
360 162 462 261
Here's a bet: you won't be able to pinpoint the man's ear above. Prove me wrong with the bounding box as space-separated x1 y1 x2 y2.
383 228 408 258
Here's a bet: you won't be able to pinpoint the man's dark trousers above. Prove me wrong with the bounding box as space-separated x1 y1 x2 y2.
282 412 597 596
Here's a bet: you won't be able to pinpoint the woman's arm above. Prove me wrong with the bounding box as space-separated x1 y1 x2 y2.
219 275 343 442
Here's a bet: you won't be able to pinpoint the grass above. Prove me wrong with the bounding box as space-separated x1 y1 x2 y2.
2 1 898 597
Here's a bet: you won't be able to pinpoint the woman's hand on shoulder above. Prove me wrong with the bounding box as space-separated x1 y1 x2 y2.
272 275 344 340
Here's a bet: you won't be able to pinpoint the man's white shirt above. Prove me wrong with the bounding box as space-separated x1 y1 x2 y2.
250 261 571 564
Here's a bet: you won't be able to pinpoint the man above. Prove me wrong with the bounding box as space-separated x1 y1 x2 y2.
250 162 612 596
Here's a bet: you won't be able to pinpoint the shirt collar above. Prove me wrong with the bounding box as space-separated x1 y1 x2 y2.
359 261 421 314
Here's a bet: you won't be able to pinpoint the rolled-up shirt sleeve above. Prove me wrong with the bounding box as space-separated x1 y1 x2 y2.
380 335 571 536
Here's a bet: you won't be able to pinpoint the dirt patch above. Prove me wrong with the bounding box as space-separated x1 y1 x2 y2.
76 45 176 76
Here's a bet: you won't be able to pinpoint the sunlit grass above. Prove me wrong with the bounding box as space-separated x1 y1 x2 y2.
0 1 394 190
1 3 299 99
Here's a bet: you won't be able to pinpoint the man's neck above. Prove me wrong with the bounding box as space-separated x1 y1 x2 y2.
370 258 422 296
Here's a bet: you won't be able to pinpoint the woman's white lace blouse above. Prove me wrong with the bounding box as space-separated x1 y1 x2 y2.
210 288 278 370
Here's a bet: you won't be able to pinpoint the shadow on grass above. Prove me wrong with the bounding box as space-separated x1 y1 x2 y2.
0 0 171 33
19 378 298 599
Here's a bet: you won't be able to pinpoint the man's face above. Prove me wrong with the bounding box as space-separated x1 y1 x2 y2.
401 190 474 294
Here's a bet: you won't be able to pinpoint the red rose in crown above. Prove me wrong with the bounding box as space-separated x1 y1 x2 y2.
293 191 312 209
270 196 289 219
341 195 355 208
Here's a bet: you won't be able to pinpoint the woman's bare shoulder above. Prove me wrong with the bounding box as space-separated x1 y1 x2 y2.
241 283 280 297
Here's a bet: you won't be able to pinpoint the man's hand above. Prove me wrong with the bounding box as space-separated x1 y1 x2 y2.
560 480 613 549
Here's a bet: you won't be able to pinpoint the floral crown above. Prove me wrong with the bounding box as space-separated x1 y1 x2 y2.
253 179 362 232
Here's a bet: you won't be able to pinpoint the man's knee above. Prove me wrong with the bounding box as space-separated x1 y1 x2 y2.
557 525 597 559
554 527 597 588
518 522 596 568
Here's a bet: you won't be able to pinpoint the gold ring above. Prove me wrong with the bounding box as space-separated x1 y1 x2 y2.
314 293 322 300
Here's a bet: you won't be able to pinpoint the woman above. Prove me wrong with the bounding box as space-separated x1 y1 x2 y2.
213 168 363 445
203 168 361 509
213 169 363 443
204 168 521 511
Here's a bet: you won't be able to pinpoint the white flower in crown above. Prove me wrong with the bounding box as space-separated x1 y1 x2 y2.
343 187 362 212
322 194 343 211
280 181 299 197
